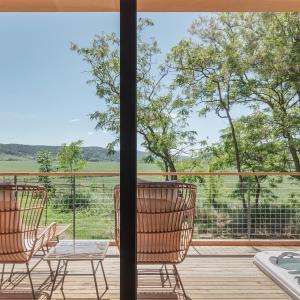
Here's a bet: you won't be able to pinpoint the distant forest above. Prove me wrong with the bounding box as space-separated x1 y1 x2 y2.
0 143 146 162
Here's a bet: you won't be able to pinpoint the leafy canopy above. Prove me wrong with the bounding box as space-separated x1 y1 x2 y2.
57 140 86 172
71 18 196 173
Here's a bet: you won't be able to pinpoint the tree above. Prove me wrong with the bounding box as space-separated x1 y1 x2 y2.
138 93 197 179
209 112 289 206
36 150 55 196
232 13 300 172
170 13 300 205
56 140 87 210
169 14 248 206
57 140 86 172
71 18 196 178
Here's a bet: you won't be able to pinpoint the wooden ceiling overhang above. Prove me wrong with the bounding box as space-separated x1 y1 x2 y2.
0 0 300 12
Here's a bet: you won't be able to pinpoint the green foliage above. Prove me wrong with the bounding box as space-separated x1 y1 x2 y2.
206 112 289 205
57 140 86 172
36 150 53 173
170 13 300 173
67 13 300 220
56 141 87 210
36 150 55 197
71 18 196 175
169 13 300 206
169 14 254 206
204 175 224 209
51 191 91 212
209 112 289 172
175 156 205 183
228 13 300 171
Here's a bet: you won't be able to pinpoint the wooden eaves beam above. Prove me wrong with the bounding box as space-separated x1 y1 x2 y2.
0 0 300 12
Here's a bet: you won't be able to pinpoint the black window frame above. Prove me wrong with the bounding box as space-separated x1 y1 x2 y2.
120 0 137 299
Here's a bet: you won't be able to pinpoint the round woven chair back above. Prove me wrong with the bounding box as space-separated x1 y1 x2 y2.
114 182 196 264
0 185 47 263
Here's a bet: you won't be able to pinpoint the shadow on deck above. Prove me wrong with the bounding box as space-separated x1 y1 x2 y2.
1 246 299 300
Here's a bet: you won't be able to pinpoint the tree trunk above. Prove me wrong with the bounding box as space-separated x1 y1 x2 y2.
254 175 261 208
162 151 178 181
225 109 247 209
277 107 300 172
287 134 300 172
164 161 169 181
168 160 178 181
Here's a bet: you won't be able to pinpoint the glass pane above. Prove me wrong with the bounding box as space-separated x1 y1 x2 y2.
0 10 121 299
137 9 300 300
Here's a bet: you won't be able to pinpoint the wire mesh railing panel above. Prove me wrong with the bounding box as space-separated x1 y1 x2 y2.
193 176 248 239
0 173 299 240
191 175 300 239
1 175 119 240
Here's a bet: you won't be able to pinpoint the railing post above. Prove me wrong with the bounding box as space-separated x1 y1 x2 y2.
72 176 76 241
247 176 251 239
45 175 48 226
14 175 17 186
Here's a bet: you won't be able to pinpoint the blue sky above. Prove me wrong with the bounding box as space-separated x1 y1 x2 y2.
0 12 232 149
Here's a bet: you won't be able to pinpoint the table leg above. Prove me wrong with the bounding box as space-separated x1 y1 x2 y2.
46 261 54 281
61 260 68 291
91 260 100 300
100 261 109 291
49 260 61 300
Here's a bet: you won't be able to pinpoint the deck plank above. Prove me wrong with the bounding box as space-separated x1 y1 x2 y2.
0 246 297 300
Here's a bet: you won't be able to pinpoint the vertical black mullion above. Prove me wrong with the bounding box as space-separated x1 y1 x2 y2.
120 0 137 299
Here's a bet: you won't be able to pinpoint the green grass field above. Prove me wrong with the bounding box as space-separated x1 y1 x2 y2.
0 160 160 172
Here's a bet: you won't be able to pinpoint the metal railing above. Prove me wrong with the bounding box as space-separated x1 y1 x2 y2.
1 172 300 240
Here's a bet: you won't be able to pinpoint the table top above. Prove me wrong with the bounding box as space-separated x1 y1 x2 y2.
44 240 109 261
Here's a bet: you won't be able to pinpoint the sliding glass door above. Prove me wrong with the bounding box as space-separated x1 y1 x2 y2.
0 1 299 300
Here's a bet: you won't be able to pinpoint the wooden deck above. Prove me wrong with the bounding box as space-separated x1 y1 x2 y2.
1 246 299 300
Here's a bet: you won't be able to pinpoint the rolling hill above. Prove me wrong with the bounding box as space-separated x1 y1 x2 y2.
0 143 146 162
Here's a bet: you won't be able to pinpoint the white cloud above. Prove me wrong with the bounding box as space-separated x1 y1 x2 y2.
69 118 80 123
88 131 94 136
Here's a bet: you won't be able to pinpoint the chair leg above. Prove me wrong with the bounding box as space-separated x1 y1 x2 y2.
160 264 171 288
160 264 165 287
164 264 172 287
26 262 36 300
173 264 190 300
0 264 5 290
8 264 15 282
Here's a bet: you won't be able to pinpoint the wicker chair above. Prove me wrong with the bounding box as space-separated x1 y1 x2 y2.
114 182 196 299
0 185 54 299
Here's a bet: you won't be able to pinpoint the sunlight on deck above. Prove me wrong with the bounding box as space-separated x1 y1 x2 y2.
1 246 299 300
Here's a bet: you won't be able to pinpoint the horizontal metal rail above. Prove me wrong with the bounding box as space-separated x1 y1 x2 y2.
0 172 300 177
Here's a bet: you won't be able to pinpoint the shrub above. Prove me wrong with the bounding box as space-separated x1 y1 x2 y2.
51 191 91 212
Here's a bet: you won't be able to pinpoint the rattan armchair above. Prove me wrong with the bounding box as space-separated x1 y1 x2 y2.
0 185 53 299
114 181 196 299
